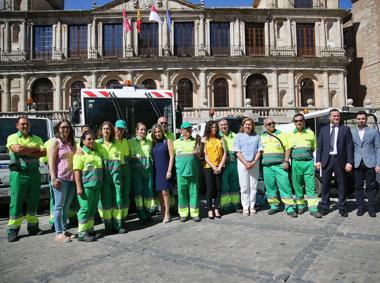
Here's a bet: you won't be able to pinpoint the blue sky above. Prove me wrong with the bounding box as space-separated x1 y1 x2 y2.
65 0 352 10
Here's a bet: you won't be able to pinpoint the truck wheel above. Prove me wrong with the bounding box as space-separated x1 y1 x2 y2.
315 176 322 196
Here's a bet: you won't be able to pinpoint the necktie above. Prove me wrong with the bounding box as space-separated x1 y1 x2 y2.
329 126 335 152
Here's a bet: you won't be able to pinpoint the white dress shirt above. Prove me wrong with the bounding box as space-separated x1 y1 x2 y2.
329 124 339 155
358 127 366 142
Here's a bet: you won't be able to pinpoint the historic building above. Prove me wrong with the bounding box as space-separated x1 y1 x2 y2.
344 0 380 107
0 0 349 121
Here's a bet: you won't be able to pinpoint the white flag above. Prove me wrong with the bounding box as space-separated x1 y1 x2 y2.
149 5 162 23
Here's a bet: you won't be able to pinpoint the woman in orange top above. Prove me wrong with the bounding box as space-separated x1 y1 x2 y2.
203 121 227 219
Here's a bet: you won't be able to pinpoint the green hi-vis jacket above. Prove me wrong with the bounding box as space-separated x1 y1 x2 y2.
261 130 289 166
220 131 237 162
288 128 316 161
96 139 124 176
173 137 199 177
7 131 45 171
128 136 152 171
73 146 103 188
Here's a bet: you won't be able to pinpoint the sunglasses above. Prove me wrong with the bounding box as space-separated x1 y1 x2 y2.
265 122 275 126
160 122 168 125
294 119 304 123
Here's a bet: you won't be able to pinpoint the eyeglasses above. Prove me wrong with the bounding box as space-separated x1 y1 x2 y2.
265 122 275 126
294 119 304 123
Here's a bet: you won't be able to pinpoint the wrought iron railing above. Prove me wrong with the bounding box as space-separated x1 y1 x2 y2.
0 45 350 62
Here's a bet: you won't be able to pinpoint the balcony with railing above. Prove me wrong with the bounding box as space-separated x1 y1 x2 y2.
0 45 350 63
103 47 123 58
173 46 195 57
210 46 230 57
138 46 159 57
297 47 315 57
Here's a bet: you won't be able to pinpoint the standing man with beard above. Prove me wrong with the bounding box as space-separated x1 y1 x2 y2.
351 111 380 217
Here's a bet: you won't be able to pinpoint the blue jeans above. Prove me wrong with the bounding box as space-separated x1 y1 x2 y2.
53 180 76 234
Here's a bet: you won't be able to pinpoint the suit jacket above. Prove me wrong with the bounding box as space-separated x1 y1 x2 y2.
316 124 354 168
351 127 380 168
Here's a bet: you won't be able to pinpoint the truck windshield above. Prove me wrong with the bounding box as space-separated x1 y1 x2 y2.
0 118 50 152
83 97 174 137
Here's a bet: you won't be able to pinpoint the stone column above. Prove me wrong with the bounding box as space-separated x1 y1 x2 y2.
163 17 168 47
198 16 207 56
91 72 97 88
4 21 10 53
287 18 292 47
20 21 26 53
199 16 205 47
91 18 97 50
56 21 62 52
126 19 134 57
320 18 326 49
199 70 207 107
288 71 295 106
337 18 343 48
163 71 170 89
20 75 26 111
269 20 275 48
2 75 10 112
235 17 240 46
54 73 62 110
264 21 269 55
235 70 243 107
271 71 279 107
97 21 103 56
338 72 346 106
322 71 329 107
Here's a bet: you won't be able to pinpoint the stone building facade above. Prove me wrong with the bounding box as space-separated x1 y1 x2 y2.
0 0 348 121
344 0 380 107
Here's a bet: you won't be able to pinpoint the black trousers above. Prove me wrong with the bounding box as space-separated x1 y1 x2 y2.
354 161 378 212
320 155 347 210
203 167 222 210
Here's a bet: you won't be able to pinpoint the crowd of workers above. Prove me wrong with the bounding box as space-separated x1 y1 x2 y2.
5 109 380 243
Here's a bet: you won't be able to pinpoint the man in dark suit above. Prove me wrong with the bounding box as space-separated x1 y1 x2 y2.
351 111 380 217
315 109 354 217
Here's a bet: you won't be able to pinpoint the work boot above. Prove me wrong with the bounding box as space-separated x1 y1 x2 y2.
118 228 127 234
297 206 307 215
287 211 298 218
180 217 188 223
310 211 322 218
7 230 18 242
192 216 201 222
77 233 96 242
28 228 44 236
267 209 279 215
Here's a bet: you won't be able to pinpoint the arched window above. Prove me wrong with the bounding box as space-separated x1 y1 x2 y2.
70 81 85 107
142 79 156 90
32 78 53 110
213 78 228 107
300 78 315 107
177 78 193 108
246 74 268 106
106 80 122 89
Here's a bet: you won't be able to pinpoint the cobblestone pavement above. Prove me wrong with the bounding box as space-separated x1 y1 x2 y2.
0 199 379 283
